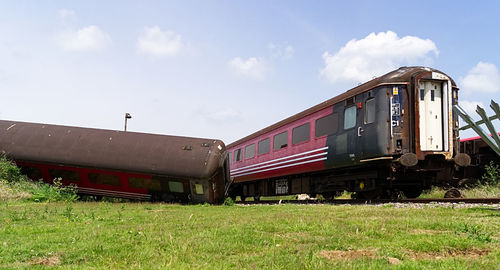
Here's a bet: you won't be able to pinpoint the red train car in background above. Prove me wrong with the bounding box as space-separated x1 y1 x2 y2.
0 120 229 203
456 133 500 184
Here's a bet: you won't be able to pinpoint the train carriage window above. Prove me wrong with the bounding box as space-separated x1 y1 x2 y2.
245 144 255 159
194 184 204 195
292 123 310 145
234 149 242 162
315 113 338 137
344 106 356 129
365 98 376 124
129 177 161 191
49 169 81 182
228 152 232 164
273 131 288 150
88 173 121 186
168 181 184 193
258 138 270 155
20 166 43 181
420 89 425 101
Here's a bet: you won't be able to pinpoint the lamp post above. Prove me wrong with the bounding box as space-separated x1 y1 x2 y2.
124 113 132 132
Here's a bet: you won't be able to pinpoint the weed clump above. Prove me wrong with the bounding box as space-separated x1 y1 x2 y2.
0 155 78 202
481 161 499 186
223 197 235 206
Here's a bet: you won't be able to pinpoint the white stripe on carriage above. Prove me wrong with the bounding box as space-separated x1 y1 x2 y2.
77 187 151 199
231 157 327 178
231 146 328 173
230 151 327 176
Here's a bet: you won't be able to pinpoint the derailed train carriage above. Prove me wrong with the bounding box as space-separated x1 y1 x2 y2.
227 67 471 200
0 120 229 203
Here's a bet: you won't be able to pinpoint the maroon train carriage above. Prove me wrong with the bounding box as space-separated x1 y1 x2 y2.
455 133 500 185
227 66 470 200
0 120 229 203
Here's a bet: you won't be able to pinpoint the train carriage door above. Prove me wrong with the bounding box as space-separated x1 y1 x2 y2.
418 81 443 151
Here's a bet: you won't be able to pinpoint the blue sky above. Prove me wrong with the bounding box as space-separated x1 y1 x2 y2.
0 0 499 143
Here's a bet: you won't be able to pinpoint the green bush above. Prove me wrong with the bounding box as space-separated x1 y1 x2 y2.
0 155 23 182
0 156 78 202
481 161 500 186
223 197 235 206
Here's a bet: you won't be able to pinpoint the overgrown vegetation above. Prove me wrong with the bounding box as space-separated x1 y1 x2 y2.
0 156 78 202
481 161 500 186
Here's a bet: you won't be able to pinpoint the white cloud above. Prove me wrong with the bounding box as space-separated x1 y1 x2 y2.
461 62 500 94
58 8 76 20
268 43 294 60
56 25 111 52
320 31 439 84
137 26 183 57
228 57 268 80
459 100 485 117
58 9 76 20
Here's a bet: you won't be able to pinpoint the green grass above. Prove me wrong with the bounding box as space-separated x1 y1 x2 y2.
420 185 500 199
0 201 499 269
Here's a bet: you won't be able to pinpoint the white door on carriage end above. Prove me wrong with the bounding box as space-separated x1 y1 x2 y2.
418 81 443 151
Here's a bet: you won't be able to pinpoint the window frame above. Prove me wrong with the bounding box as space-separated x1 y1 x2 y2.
258 138 270 155
245 144 256 159
292 123 310 145
234 148 242 162
315 112 339 138
364 98 376 125
273 131 289 151
343 106 357 130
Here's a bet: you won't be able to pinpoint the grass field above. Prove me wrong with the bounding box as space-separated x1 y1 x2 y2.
1 201 499 269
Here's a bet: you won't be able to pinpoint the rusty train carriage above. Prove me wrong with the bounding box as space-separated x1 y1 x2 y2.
227 67 469 200
0 120 228 203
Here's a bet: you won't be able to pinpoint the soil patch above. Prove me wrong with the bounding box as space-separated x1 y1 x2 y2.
410 229 449 235
28 255 61 266
319 249 377 260
406 249 490 260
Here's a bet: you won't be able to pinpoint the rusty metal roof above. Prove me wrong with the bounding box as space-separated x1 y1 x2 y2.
0 120 226 179
228 66 457 148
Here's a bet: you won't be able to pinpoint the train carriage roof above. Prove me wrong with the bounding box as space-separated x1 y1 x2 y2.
228 66 456 148
0 120 225 179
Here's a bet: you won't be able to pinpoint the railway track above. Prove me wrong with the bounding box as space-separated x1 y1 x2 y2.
236 198 500 205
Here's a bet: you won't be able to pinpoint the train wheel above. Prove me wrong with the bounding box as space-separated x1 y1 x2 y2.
240 196 246 202
253 196 261 202
402 189 422 199
356 189 382 200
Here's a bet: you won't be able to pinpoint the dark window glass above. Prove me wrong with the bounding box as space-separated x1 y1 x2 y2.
129 177 161 191
88 173 121 186
20 166 43 181
258 138 270 155
49 169 81 182
344 106 357 129
234 149 242 162
365 98 376 124
273 131 288 150
169 181 184 193
292 123 310 145
420 89 425 100
431 90 435 101
245 144 255 159
315 113 338 137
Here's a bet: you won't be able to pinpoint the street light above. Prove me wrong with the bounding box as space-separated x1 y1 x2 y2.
124 113 132 131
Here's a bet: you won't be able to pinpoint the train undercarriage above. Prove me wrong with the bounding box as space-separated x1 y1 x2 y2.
228 155 458 201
